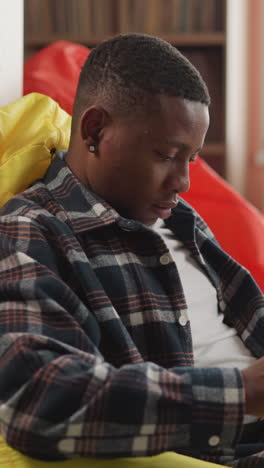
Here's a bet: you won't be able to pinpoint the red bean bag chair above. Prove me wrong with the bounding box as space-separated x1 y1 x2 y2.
23 41 264 291
24 41 90 115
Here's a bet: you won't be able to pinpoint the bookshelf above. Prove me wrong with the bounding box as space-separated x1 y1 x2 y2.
24 0 226 176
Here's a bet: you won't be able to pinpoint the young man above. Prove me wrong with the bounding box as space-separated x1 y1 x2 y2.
0 33 264 466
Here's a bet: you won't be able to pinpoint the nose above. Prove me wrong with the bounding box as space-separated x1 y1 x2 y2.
166 161 191 194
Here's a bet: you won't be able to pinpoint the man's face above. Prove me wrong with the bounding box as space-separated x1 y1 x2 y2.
84 95 209 225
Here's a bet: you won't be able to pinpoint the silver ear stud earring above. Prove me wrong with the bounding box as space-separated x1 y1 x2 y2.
89 145 96 153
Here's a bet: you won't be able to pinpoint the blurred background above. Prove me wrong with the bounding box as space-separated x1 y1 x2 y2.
1 0 264 212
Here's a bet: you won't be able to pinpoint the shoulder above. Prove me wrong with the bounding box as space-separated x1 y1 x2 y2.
0 181 72 265
0 184 77 277
0 179 68 227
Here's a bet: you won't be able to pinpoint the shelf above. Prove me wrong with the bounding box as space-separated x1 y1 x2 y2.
201 143 225 157
155 33 225 46
25 33 226 48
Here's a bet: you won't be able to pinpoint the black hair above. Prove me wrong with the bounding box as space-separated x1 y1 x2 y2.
72 33 210 128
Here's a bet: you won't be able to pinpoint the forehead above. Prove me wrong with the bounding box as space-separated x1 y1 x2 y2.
148 95 210 141
112 95 209 150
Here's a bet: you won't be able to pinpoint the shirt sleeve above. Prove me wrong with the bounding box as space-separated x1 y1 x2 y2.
0 214 245 460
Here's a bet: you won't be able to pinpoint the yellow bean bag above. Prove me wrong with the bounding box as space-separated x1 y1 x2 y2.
0 93 224 467
0 93 71 208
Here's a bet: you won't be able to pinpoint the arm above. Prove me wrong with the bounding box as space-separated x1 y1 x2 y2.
242 359 264 417
0 215 244 460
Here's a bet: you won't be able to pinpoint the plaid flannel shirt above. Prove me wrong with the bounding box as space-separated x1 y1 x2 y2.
0 154 263 466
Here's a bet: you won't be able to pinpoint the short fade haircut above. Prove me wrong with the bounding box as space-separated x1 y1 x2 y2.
72 33 210 129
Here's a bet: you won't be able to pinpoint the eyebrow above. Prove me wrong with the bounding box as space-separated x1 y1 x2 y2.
165 139 188 148
164 139 202 154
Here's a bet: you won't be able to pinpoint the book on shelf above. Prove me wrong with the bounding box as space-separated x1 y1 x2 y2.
25 0 225 41
25 0 117 38
117 0 225 35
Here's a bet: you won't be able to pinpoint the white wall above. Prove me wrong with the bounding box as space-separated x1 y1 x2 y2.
0 1 24 107
255 0 264 167
226 0 249 194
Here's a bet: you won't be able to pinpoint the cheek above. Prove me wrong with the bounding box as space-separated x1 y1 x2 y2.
133 165 168 198
101 138 167 192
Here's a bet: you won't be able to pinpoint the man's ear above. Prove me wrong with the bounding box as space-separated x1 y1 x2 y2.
80 106 109 148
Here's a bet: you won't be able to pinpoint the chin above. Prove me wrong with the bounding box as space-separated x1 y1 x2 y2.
128 209 157 226
141 215 159 226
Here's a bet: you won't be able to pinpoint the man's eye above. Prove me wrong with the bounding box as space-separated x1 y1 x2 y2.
156 151 199 163
156 151 174 162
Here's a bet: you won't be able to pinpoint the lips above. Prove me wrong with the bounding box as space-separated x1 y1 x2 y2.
156 200 179 209
152 199 179 219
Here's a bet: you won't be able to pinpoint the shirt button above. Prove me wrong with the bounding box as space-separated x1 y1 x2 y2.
208 435 220 447
160 253 171 265
199 254 206 265
219 300 225 312
179 314 188 327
